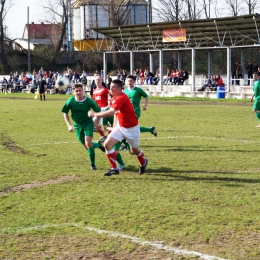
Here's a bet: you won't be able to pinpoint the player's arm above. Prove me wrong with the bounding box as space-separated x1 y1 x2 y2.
88 107 116 119
143 96 149 110
250 93 254 102
63 113 74 132
113 113 118 128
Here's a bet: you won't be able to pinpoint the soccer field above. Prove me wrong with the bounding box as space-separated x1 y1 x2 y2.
1 94 260 260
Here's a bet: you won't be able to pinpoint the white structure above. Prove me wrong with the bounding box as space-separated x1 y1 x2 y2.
72 0 149 40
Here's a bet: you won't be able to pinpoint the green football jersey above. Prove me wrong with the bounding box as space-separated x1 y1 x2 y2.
253 81 260 110
124 86 148 119
62 96 101 125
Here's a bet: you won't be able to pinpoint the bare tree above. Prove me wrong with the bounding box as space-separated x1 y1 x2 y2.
201 0 217 19
153 0 203 22
224 0 243 16
244 0 257 14
42 0 69 70
0 0 13 72
153 0 183 22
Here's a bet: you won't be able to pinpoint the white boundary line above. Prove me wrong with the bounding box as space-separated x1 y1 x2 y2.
1 223 227 260
20 135 255 147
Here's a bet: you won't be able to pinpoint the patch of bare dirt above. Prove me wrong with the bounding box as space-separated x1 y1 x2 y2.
0 234 198 260
0 176 79 196
1 133 27 154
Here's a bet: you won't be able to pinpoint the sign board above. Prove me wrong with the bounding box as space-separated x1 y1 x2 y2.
162 28 186 42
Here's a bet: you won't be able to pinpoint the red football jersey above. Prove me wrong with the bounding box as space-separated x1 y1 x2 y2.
111 92 138 128
92 87 109 108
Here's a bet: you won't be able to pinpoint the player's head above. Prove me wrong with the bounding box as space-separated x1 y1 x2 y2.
126 75 136 87
73 83 84 97
94 74 102 87
110 79 123 97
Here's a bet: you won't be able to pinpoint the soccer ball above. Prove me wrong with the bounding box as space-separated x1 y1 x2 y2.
55 76 70 91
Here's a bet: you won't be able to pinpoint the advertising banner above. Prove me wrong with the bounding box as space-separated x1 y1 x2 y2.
162 28 186 42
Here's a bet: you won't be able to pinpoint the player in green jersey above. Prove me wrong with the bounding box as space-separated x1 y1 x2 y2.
124 75 157 136
62 83 105 170
251 77 260 127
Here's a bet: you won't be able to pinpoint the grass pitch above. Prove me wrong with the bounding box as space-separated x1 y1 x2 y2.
0 93 260 260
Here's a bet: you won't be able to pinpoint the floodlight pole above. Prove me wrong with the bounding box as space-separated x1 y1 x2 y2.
27 6 31 73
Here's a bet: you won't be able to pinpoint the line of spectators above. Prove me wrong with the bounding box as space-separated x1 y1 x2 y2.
163 68 189 85
198 74 224 91
0 67 89 94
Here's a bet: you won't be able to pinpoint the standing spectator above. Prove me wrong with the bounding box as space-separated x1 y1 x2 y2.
38 76 46 101
258 67 260 78
39 67 44 76
231 61 238 85
236 62 243 85
106 75 112 89
253 62 259 81
1 77 8 93
246 61 253 86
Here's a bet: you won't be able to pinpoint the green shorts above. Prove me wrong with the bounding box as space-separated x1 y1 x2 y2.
103 116 114 127
74 121 94 145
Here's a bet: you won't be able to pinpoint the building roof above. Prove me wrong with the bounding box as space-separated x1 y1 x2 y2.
22 22 62 39
72 0 148 8
91 14 260 51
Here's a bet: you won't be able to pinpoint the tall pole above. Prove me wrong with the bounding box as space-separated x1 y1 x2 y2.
148 0 152 23
27 6 31 73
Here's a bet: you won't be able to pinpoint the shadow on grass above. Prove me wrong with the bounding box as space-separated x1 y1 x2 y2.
140 145 259 153
121 166 260 184
145 171 260 184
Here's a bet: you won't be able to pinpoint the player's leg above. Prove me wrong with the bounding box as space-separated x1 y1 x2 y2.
123 125 148 174
77 123 104 170
255 112 260 127
114 141 125 170
103 125 124 176
95 117 107 142
140 126 157 136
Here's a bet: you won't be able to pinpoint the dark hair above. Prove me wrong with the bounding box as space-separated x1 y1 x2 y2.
112 79 123 88
73 83 83 90
127 75 136 81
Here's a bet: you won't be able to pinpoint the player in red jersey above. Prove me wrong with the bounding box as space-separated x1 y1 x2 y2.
88 79 148 176
92 74 111 142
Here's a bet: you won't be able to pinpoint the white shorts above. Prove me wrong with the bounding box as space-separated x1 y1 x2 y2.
109 123 140 148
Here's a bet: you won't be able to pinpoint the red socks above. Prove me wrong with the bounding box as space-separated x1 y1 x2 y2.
137 150 146 166
106 149 118 169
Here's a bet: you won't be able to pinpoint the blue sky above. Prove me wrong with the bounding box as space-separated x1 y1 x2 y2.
5 0 44 39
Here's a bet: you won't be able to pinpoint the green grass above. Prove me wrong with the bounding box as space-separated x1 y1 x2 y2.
0 93 260 260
